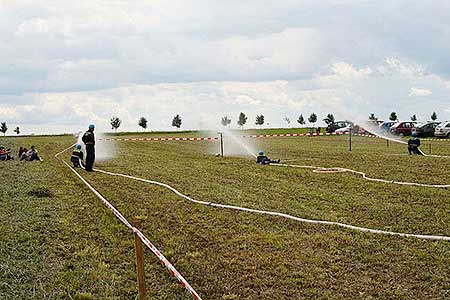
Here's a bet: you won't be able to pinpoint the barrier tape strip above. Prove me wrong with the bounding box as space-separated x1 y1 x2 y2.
55 147 202 300
93 167 450 242
99 132 383 142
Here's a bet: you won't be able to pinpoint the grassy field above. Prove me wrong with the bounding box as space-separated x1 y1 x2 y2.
1 130 449 299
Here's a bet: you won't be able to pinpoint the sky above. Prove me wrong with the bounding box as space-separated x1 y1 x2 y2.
1 0 450 134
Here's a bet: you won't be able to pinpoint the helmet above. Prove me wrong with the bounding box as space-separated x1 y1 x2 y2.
76 144 82 150
412 131 418 137
89 124 95 129
258 150 264 156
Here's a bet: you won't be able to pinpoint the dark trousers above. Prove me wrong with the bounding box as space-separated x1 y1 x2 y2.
85 145 95 171
408 145 422 155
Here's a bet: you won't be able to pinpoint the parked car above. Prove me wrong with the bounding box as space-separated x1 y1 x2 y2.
434 121 450 138
413 122 440 137
379 121 397 131
390 122 416 136
326 120 351 133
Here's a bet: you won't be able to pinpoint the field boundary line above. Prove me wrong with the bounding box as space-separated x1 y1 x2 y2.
55 146 203 300
93 167 450 242
98 132 377 142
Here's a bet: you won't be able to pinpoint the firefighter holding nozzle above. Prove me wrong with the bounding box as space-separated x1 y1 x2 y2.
408 131 423 155
82 124 96 171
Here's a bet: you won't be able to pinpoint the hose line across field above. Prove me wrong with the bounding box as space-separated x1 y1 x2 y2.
271 163 450 188
93 167 450 242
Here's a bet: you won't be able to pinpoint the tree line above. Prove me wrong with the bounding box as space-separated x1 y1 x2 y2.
109 111 441 133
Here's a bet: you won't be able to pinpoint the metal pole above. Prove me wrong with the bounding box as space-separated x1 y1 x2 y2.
133 219 148 300
220 132 224 157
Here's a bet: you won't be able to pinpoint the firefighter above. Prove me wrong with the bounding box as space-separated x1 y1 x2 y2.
70 144 84 168
408 131 423 155
256 150 280 165
82 124 95 171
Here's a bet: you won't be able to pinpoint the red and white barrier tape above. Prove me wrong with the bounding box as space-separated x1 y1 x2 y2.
94 167 450 242
99 132 382 142
101 137 219 142
55 147 202 300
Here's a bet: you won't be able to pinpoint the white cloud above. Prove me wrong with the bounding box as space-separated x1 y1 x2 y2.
2 1 450 133
408 87 433 97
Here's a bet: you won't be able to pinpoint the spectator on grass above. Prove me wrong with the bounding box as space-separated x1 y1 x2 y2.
256 150 280 165
21 145 42 161
18 147 26 157
0 146 13 161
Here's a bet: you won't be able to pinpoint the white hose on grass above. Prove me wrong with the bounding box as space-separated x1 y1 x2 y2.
271 163 450 188
92 168 450 242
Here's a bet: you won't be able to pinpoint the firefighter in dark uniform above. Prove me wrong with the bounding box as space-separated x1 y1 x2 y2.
71 144 84 168
82 124 96 171
408 131 423 155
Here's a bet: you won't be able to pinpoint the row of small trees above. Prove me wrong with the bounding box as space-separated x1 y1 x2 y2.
222 112 319 128
109 115 182 132
370 112 439 122
0 122 20 136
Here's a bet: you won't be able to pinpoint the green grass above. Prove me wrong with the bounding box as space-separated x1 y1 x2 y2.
1 132 449 299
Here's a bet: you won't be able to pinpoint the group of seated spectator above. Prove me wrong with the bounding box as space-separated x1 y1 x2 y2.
0 145 42 161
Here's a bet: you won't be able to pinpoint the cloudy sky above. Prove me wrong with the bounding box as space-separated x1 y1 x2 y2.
1 0 450 134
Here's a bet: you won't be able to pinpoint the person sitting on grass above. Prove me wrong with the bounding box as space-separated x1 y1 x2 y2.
18 147 26 157
256 150 280 165
70 144 84 168
0 146 13 161
408 132 423 155
20 145 42 161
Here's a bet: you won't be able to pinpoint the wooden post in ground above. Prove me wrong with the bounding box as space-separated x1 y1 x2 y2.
387 139 389 148
219 132 224 157
133 219 148 300
429 143 432 154
349 128 352 152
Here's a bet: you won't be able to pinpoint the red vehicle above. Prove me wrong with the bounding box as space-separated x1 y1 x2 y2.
390 122 416 136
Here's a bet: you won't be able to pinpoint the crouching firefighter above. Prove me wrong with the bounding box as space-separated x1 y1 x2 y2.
408 132 423 155
82 124 96 171
71 144 85 168
256 150 280 165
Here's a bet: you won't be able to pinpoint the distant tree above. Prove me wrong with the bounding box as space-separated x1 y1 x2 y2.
369 113 377 120
138 117 148 131
431 112 437 121
255 115 265 127
389 112 398 122
323 113 335 125
110 116 122 132
0 122 7 136
221 116 231 127
172 114 182 129
13 126 20 135
297 114 305 126
308 113 317 127
237 112 247 129
410 114 417 122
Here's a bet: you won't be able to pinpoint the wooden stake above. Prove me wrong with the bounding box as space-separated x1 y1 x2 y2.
219 132 224 157
429 143 432 154
133 219 147 300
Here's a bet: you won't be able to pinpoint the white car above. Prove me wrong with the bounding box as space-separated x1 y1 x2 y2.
334 126 351 134
434 121 450 138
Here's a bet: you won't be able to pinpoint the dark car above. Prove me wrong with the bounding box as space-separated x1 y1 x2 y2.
390 122 416 136
326 121 351 133
414 122 440 137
